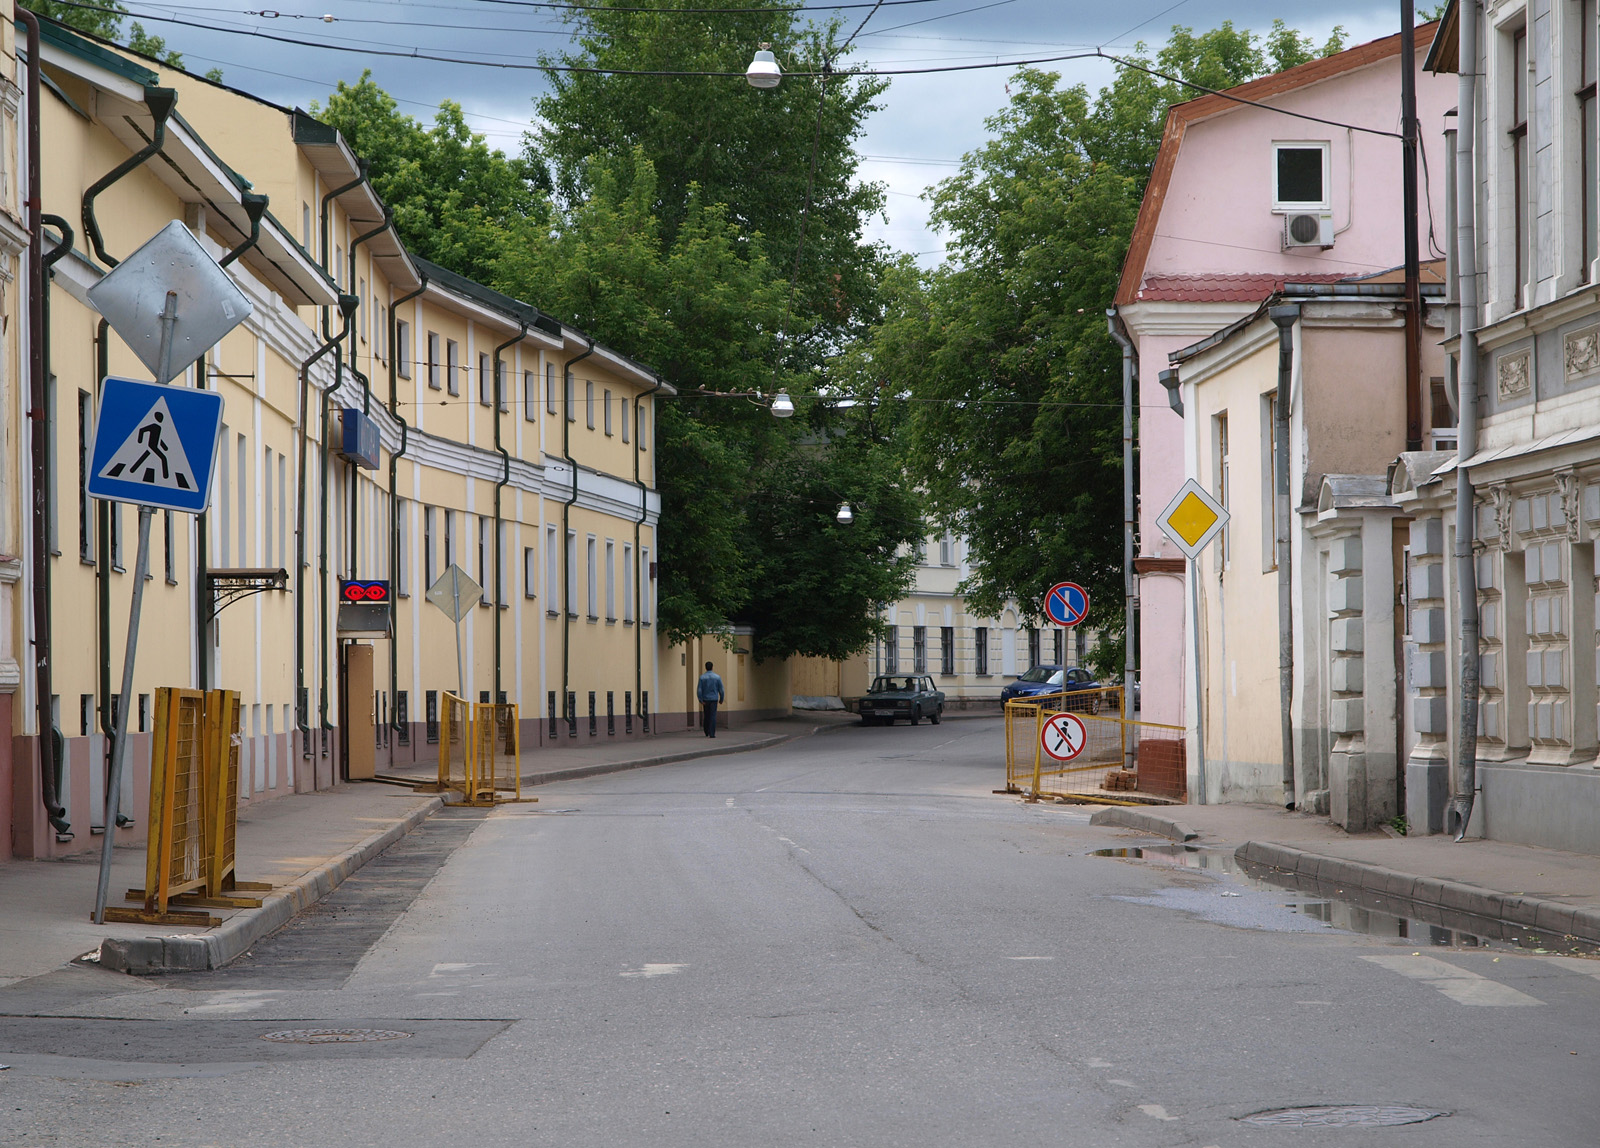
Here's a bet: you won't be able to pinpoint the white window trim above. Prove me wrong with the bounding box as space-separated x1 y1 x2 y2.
1270 140 1332 214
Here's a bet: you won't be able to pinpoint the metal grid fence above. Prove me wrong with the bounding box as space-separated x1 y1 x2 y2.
1004 688 1187 804
438 696 527 805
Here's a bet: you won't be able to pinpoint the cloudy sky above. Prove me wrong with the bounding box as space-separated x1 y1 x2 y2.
116 0 1418 262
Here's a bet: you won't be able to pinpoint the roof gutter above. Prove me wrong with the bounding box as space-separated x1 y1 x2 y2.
80 84 177 267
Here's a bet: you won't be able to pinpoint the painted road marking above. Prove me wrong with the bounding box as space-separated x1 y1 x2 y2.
1540 956 1600 980
620 963 689 978
1362 954 1544 1006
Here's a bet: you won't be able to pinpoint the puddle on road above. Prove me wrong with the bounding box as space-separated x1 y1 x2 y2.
1090 845 1600 956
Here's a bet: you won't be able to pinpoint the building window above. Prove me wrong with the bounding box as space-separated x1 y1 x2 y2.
1215 411 1230 567
586 380 595 429
397 319 412 378
477 516 490 605
1053 629 1064 664
1511 24 1530 308
603 389 613 435
427 332 441 390
605 540 616 620
1581 0 1598 279
912 626 927 673
940 626 955 676
396 500 409 597
566 530 578 617
641 547 652 624
444 508 455 571
975 627 989 676
477 352 490 406
622 397 631 443
885 630 900 674
939 535 954 566
375 302 387 362
1261 394 1278 572
78 390 94 562
566 371 576 422
426 689 439 743
524 370 536 422
524 545 537 599
163 510 176 584
302 202 311 249
638 403 648 450
1272 141 1330 210
547 526 559 615
623 542 634 622
262 447 273 567
333 245 342 287
586 535 598 618
1027 627 1040 670
81 693 94 736
358 278 368 343
446 340 460 396
546 363 557 414
497 522 508 604
424 506 436 586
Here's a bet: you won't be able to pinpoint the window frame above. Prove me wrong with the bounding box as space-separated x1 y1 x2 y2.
396 319 412 378
1270 140 1332 213
446 339 460 397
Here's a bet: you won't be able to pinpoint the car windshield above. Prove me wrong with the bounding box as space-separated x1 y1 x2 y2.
870 677 918 693
1016 665 1058 683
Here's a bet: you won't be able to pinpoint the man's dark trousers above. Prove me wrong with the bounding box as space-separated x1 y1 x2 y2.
702 701 719 738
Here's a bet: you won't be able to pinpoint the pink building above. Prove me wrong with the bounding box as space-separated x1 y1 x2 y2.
1115 27 1455 732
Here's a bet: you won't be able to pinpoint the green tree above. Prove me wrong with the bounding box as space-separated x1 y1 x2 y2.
313 73 550 285
876 20 1342 674
534 0 888 365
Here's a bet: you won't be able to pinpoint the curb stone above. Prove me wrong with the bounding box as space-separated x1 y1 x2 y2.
99 795 445 975
1235 840 1600 945
1088 807 1200 842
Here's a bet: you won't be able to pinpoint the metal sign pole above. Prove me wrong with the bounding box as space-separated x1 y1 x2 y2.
452 571 465 699
1190 556 1207 806
92 505 155 924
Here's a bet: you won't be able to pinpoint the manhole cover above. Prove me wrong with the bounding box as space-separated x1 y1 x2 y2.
260 1028 412 1044
1243 1105 1444 1128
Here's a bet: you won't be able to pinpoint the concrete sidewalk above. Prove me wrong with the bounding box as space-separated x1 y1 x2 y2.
1086 801 1600 945
2 710 856 980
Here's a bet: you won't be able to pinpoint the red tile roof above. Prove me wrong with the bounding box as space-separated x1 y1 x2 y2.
1135 272 1350 302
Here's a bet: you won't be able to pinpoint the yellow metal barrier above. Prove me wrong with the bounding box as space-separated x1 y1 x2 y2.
438 696 533 806
1003 687 1187 805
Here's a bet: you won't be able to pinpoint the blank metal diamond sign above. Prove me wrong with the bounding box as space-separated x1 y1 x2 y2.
87 220 253 383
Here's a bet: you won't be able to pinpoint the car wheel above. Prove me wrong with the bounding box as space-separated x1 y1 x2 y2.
910 708 921 725
930 706 942 725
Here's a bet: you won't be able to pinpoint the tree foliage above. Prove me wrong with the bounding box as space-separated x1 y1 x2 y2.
313 74 551 285
867 22 1344 674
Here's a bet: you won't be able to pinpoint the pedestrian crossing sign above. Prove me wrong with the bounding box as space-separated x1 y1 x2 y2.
86 376 225 514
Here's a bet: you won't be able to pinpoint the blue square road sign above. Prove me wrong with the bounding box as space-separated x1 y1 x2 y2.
86 376 225 514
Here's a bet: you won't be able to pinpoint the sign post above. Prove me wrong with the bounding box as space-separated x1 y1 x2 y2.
1155 478 1231 805
86 377 226 923
426 564 482 699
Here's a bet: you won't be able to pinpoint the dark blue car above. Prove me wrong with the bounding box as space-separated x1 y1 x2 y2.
999 664 1106 711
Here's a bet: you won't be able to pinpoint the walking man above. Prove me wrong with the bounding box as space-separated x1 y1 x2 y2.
697 660 725 738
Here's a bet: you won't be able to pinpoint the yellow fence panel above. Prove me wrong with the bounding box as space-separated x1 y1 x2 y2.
1003 688 1187 805
143 688 207 914
438 692 471 794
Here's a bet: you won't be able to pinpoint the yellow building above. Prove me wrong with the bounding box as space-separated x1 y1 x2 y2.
9 19 672 858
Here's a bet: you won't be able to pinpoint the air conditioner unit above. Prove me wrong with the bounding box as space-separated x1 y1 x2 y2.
1283 212 1334 249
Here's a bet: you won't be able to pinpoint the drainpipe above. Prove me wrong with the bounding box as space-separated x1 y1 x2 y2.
347 208 390 399
319 162 368 337
1269 304 1299 809
1401 0 1423 452
81 86 177 268
320 328 355 735
217 192 269 268
1451 0 1482 840
561 338 595 735
1107 311 1137 744
491 321 527 704
296 296 357 756
633 373 664 730
387 276 426 738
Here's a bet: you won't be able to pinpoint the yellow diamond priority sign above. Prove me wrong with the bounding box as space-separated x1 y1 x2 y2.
1156 478 1230 559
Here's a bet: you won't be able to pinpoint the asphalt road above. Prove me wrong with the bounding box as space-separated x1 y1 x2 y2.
2 717 1597 1146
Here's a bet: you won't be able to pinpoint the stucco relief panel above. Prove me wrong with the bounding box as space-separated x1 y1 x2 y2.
1564 327 1600 383
1497 350 1532 401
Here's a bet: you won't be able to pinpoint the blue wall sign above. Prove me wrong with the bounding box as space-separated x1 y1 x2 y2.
337 407 381 470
